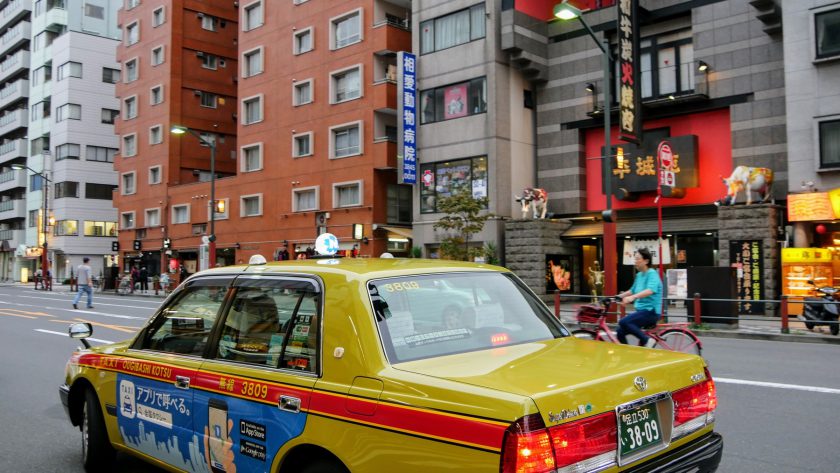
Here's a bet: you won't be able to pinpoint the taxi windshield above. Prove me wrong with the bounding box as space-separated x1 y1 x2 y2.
368 272 568 363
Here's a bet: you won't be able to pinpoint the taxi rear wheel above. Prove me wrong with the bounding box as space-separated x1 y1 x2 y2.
298 458 350 473
82 389 115 472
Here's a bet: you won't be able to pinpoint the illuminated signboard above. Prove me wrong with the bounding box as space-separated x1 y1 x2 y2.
617 0 641 144
787 192 834 222
397 51 417 185
729 240 764 315
603 133 698 200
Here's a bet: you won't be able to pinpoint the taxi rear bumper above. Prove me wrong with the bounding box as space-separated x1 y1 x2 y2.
628 432 723 473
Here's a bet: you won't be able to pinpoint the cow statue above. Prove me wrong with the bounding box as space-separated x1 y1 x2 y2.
515 187 548 219
716 166 774 206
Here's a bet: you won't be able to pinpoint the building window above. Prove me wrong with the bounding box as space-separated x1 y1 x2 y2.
420 3 486 55
200 52 218 70
200 91 218 108
84 221 117 236
57 61 82 80
32 66 52 86
152 6 165 27
333 181 362 208
31 101 49 121
172 205 190 224
293 186 319 212
102 67 120 83
331 122 362 158
126 0 140 10
29 209 39 228
387 184 413 224
125 58 138 82
151 45 165 66
87 145 117 163
293 132 312 158
150 85 163 105
243 47 263 77
145 208 161 227
85 3 104 18
331 9 361 49
126 21 139 45
294 27 313 54
243 95 263 124
55 143 81 161
420 156 488 213
30 174 45 191
121 212 136 229
121 173 136 195
192 223 207 235
816 9 840 59
101 108 119 124
55 181 80 199
122 134 137 158
56 103 82 122
623 32 694 101
293 79 313 106
331 66 362 103
201 14 218 31
149 166 162 184
820 119 840 169
241 194 263 217
149 125 163 145
123 96 137 120
242 143 262 172
420 77 486 124
54 220 79 236
244 1 263 31
85 184 116 200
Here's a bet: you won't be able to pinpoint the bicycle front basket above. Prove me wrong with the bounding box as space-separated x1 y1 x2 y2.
576 304 605 324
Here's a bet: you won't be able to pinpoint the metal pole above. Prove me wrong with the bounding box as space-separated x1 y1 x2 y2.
209 142 216 268
41 172 49 289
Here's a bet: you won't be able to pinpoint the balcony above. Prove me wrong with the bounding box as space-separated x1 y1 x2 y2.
0 138 27 165
0 20 30 52
371 80 397 113
0 228 25 247
369 18 411 57
0 108 27 136
0 199 26 220
0 0 31 32
0 50 29 83
0 78 28 110
372 140 397 170
44 3 67 32
0 168 26 192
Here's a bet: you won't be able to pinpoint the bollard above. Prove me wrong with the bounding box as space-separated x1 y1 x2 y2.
693 293 702 326
780 295 789 334
554 290 560 320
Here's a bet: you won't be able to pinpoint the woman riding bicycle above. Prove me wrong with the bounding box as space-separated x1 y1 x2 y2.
616 248 662 348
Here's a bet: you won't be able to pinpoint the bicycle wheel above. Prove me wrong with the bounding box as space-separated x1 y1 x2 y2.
658 329 702 356
572 329 597 340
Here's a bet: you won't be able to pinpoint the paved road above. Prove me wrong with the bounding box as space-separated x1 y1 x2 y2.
0 285 838 472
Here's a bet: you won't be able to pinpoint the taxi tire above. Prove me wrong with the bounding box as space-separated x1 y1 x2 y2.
82 389 115 472
299 458 349 473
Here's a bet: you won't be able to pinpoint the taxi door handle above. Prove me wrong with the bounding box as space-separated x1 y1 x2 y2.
278 396 301 413
174 376 190 390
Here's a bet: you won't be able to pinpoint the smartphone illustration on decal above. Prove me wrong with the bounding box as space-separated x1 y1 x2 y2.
208 398 229 473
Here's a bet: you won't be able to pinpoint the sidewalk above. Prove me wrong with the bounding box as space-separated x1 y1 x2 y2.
0 282 170 299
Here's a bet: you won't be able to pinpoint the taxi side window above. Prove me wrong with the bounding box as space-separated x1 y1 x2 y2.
139 281 229 356
216 279 320 373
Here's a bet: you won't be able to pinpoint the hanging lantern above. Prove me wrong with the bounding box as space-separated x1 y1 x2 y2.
816 224 827 234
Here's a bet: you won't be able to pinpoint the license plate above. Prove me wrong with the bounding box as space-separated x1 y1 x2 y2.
619 402 663 457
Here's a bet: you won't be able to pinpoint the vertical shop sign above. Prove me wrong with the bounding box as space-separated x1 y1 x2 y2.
729 240 764 314
617 0 641 144
397 51 417 184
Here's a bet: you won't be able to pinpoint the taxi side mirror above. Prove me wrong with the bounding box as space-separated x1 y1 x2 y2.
68 323 93 348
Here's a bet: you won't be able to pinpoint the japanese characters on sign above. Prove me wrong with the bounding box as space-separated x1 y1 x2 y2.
602 134 698 200
397 51 417 185
618 0 641 144
729 240 764 315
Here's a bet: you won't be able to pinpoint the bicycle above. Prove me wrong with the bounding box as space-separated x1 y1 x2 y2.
571 299 702 355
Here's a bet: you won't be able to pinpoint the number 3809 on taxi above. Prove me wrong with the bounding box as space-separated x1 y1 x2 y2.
60 257 722 473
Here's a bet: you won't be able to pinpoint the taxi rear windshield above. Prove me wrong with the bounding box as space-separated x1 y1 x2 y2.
368 272 567 363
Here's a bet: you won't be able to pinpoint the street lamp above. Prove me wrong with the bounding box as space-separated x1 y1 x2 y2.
171 125 217 269
554 0 619 296
12 163 51 286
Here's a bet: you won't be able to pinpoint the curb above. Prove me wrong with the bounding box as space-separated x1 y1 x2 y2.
695 329 840 345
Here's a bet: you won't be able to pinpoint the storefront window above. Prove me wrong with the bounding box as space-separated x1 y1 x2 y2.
420 77 486 124
819 119 840 169
420 156 488 213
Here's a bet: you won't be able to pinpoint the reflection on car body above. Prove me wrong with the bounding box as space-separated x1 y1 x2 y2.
60 258 722 473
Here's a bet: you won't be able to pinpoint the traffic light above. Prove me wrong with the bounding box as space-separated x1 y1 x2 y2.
133 239 141 251
111 241 119 252
163 238 171 249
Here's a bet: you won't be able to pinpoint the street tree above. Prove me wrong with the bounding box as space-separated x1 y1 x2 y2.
433 189 492 261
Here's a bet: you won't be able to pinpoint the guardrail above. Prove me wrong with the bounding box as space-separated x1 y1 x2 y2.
553 292 839 335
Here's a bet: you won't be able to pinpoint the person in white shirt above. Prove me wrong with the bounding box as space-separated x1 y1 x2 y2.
72 257 94 310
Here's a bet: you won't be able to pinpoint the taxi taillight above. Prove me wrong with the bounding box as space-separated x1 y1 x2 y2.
500 412 617 473
673 368 717 426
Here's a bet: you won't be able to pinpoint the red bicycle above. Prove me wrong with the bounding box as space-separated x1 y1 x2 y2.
571 302 703 356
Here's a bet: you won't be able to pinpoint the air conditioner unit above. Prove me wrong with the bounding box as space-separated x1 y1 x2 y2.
315 212 330 226
196 51 205 58
194 90 202 96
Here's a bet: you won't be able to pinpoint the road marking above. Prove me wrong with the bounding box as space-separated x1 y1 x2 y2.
53 317 141 333
11 294 158 310
34 329 114 344
0 300 146 320
715 377 840 395
0 308 53 319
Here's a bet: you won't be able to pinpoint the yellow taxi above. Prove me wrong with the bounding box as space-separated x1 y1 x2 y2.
60 255 722 473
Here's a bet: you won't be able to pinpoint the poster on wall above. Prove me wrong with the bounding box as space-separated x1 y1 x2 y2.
443 83 468 120
546 255 573 292
622 239 671 265
729 240 764 314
